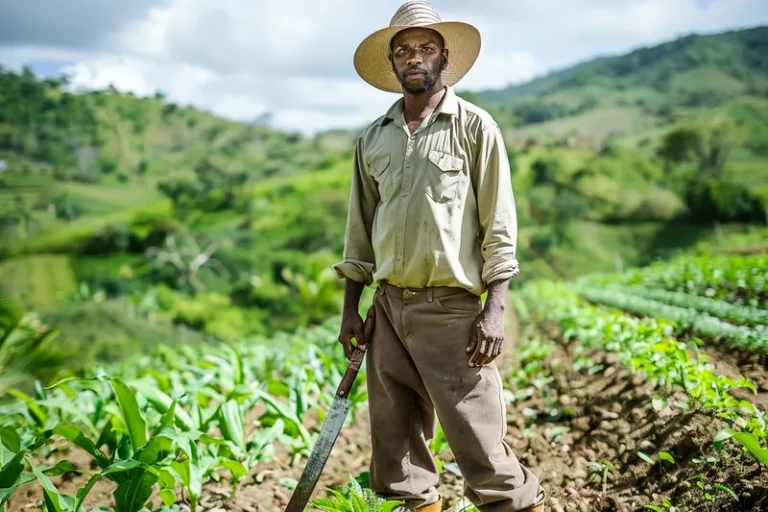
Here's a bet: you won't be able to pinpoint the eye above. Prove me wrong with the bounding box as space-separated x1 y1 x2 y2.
422 46 435 53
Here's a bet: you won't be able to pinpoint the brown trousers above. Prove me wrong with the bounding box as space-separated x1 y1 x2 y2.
366 282 545 511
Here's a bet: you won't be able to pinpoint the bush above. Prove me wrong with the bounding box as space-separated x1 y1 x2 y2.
684 179 765 223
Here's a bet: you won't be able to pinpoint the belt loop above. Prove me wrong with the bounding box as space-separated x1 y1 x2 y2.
428 288 434 303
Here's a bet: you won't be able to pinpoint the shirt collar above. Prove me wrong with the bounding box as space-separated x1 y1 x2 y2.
378 86 459 126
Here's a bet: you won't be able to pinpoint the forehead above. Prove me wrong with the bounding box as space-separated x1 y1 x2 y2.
391 27 443 48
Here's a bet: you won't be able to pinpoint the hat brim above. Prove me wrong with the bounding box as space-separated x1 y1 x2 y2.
353 21 481 94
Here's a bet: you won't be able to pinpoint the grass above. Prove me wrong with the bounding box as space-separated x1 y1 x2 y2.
0 254 76 311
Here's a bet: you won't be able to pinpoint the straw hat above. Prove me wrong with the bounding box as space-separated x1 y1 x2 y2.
353 1 481 93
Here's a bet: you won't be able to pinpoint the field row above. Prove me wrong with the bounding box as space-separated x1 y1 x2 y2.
519 281 768 467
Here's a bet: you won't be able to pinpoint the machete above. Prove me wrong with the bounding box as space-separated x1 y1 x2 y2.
285 308 374 511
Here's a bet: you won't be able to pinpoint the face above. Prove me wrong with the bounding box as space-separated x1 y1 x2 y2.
389 27 448 94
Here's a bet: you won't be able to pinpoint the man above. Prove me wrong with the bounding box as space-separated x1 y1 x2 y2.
332 1 546 511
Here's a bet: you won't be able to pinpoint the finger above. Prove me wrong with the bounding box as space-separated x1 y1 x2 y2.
467 323 479 353
480 340 500 366
352 323 366 351
339 333 352 360
469 337 486 367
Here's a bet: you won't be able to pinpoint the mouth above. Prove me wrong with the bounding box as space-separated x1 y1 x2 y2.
405 70 425 76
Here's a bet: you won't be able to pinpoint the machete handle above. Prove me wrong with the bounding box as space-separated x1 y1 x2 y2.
337 347 364 398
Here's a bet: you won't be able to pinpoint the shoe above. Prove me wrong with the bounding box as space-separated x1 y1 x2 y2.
415 498 442 512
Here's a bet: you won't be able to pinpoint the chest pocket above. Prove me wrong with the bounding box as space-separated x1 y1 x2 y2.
425 150 463 203
368 154 396 202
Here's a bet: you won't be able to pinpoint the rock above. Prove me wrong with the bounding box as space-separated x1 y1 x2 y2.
658 407 675 419
571 417 591 432
639 440 656 451
600 409 619 420
599 420 616 431
619 443 627 455
560 395 572 406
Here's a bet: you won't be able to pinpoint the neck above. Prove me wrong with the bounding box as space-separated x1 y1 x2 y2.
402 82 446 120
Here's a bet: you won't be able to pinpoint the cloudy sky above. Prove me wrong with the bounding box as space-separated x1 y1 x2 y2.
1 0 767 134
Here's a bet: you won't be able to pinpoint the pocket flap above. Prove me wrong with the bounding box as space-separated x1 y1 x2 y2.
428 150 463 172
368 154 391 178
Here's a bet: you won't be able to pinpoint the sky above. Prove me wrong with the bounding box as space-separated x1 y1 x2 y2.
1 0 767 135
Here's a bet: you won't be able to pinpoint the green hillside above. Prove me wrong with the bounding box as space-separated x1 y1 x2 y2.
1 26 767 377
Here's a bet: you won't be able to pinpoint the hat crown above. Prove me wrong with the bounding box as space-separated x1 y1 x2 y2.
390 1 442 27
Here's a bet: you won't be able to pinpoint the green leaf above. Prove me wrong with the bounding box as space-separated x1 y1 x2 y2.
110 378 148 450
54 423 110 469
218 400 245 452
113 468 157 512
351 493 367 512
713 429 736 451
220 459 247 483
659 451 676 464
732 433 768 466
25 455 71 512
380 501 404 512
5 389 47 427
643 506 665 512
638 451 655 465
130 380 195 431
74 461 141 512
0 426 20 453
311 497 344 512
715 484 739 501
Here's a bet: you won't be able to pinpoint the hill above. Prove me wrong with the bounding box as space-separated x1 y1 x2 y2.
0 26 767 374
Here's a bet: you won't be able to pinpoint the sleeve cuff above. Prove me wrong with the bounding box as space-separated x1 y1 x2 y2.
332 260 375 285
482 257 521 284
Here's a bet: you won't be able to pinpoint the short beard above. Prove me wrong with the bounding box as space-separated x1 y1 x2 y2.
394 55 445 94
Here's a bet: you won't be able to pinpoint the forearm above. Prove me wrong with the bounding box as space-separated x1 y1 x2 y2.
484 278 510 314
342 278 366 315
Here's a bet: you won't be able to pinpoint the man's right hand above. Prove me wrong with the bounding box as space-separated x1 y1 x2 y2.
338 305 375 360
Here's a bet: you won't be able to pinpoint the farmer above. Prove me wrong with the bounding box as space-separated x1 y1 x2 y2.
332 1 546 511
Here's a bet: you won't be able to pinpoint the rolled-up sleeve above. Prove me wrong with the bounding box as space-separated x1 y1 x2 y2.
332 135 379 285
474 121 520 284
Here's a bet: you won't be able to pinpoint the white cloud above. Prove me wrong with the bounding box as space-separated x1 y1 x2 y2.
1 0 767 134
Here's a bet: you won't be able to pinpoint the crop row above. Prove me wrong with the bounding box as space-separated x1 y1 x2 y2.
519 281 768 467
591 285 768 328
578 286 768 351
584 254 767 307
0 315 370 512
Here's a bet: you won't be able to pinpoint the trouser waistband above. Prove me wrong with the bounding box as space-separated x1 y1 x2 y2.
377 281 474 301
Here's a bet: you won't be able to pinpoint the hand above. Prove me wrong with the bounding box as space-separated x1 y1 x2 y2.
338 306 376 360
466 306 504 367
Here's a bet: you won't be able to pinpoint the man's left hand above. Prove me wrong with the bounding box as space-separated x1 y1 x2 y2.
466 305 504 367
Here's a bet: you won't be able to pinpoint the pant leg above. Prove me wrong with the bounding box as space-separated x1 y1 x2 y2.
402 289 544 512
366 288 441 508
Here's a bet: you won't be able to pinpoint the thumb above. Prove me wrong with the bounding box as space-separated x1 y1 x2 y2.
352 322 366 350
467 322 478 353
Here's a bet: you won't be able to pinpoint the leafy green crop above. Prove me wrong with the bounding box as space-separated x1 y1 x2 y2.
0 315 366 511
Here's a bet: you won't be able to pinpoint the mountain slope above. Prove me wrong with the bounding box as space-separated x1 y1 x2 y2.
476 26 768 106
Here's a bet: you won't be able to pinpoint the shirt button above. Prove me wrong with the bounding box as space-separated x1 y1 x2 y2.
398 225 403 231
401 191 407 197
406 163 411 168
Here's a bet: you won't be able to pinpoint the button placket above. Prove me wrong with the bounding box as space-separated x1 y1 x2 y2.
397 135 415 272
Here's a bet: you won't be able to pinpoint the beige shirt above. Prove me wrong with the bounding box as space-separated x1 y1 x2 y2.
332 86 519 296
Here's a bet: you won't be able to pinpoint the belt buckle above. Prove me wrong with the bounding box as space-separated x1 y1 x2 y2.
402 288 414 298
